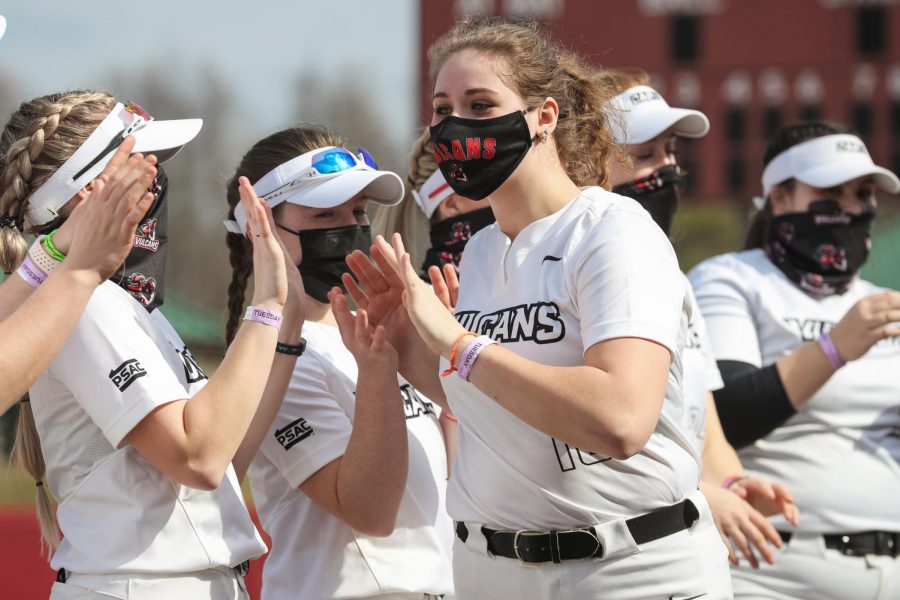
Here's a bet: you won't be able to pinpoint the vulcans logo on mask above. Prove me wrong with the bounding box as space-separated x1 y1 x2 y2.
134 218 160 252
455 302 566 344
109 359 147 392
433 138 497 165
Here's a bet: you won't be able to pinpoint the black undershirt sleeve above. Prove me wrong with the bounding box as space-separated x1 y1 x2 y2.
712 360 795 450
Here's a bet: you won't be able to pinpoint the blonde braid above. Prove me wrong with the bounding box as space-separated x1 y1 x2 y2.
0 90 115 558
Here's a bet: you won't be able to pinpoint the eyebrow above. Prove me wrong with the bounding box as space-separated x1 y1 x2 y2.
432 87 498 100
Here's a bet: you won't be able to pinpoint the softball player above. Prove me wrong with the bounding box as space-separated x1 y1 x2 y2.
348 18 732 600
223 125 454 600
606 73 799 568
1 91 292 599
0 138 156 410
689 121 900 599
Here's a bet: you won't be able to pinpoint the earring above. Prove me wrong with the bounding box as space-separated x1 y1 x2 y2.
541 130 549 143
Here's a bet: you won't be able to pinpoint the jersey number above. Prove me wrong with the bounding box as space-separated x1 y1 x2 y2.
552 438 611 472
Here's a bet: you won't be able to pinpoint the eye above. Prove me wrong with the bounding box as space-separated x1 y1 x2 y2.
315 210 335 219
433 104 451 116
472 101 493 112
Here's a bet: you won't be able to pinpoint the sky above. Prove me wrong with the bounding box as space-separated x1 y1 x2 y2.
0 0 420 149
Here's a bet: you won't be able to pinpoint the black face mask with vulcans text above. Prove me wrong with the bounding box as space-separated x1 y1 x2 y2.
281 224 372 304
421 206 495 277
429 110 539 201
611 165 682 237
764 199 875 297
114 167 168 312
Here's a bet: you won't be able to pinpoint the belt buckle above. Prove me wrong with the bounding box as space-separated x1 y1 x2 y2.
513 529 544 565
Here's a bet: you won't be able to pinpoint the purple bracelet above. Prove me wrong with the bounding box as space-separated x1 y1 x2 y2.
243 305 283 330
16 255 46 288
457 335 497 382
817 332 846 370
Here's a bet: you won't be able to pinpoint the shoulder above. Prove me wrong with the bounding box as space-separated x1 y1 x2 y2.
68 282 153 340
689 249 769 289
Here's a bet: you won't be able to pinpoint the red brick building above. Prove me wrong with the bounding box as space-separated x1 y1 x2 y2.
418 0 900 201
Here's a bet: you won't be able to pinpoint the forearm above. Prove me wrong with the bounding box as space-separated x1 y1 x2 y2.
701 393 745 485
775 341 836 409
335 369 409 535
180 317 279 478
466 346 660 459
0 267 101 410
0 273 39 322
232 314 303 481
398 340 447 410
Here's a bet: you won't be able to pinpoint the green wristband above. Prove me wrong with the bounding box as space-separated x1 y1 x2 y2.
43 229 67 262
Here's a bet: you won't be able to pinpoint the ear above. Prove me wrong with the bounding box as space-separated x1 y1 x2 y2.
535 96 560 141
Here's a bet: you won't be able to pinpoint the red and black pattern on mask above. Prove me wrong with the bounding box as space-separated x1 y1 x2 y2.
421 206 496 278
115 167 169 311
764 199 875 297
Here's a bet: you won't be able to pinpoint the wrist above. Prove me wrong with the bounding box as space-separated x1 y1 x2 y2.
251 297 285 313
244 305 283 330
817 332 846 370
56 264 104 289
722 474 748 490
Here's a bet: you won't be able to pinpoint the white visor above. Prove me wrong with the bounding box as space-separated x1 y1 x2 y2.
24 102 202 228
761 133 900 197
412 169 452 219
225 146 404 235
0 15 7 41
608 85 710 145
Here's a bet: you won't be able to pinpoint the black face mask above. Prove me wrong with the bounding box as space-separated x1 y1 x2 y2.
764 199 875 297
115 167 168 312
280 224 372 303
429 110 538 200
611 165 681 236
421 206 495 276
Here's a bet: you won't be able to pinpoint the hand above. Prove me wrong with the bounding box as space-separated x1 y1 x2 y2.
373 234 467 359
705 484 784 569
343 249 406 334
830 291 900 361
329 287 398 373
62 137 159 282
730 477 800 526
240 177 287 311
266 204 304 327
428 263 460 311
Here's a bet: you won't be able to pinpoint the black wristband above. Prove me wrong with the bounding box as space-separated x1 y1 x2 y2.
276 338 306 356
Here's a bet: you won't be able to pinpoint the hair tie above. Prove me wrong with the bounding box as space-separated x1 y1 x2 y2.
0 214 24 231
35 481 44 487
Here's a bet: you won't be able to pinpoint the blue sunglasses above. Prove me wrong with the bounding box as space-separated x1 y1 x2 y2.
262 147 378 202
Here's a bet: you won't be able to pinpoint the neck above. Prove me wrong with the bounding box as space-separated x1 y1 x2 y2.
488 157 581 240
302 295 337 327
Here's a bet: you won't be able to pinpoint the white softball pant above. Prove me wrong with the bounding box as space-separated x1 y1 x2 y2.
48 566 249 600
732 532 900 600
451 490 733 600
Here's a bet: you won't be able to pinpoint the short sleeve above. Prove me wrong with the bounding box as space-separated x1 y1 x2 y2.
688 256 763 367
49 285 188 448
258 350 353 489
573 206 685 355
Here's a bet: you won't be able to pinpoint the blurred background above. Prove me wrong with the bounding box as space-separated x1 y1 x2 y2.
1 0 899 597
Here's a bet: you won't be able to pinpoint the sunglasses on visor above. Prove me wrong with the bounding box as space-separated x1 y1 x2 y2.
71 102 153 181
260 147 378 203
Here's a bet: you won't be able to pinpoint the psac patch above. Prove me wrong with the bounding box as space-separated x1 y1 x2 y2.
275 417 314 450
109 359 147 392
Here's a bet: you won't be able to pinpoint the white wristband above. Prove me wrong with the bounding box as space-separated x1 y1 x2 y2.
29 236 61 276
243 305 283 330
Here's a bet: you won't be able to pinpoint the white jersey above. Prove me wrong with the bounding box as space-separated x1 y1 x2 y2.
442 187 700 530
680 274 725 454
28 282 266 574
248 320 454 600
689 249 900 533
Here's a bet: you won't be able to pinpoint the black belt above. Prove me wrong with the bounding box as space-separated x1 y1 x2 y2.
779 531 900 558
456 499 699 564
55 561 250 584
